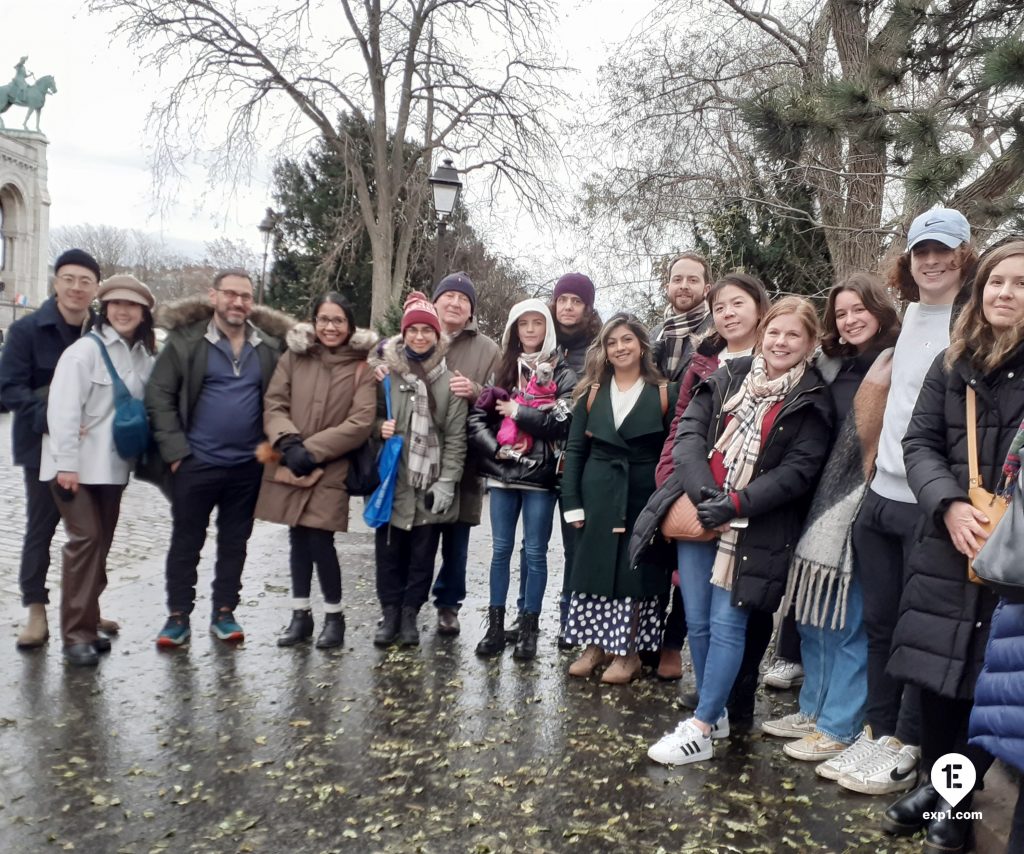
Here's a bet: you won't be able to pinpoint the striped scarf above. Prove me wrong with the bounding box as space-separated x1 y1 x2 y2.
710 355 806 591
404 360 446 490
658 304 709 378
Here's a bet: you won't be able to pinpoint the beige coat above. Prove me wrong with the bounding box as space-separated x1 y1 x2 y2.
254 324 377 532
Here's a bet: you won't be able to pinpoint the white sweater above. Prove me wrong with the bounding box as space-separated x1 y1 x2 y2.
40 325 155 485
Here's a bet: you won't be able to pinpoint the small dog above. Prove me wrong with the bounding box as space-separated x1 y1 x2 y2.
496 362 557 455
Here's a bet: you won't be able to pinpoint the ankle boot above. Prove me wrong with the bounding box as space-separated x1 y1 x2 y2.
924 795 974 853
16 604 49 649
398 606 420 646
476 606 507 657
881 779 937 836
504 611 522 645
277 609 314 647
315 612 345 649
512 612 539 661
601 653 642 684
656 648 683 680
374 606 401 647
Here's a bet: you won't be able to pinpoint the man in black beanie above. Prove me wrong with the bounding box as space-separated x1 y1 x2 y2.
0 249 112 649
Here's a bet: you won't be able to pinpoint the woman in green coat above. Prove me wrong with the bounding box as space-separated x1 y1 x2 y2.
561 313 678 684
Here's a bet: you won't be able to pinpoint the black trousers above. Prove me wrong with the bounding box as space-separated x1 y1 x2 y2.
775 608 803 663
851 489 922 743
375 524 442 610
662 584 688 650
289 526 341 604
20 468 62 606
1011 779 1024 852
165 456 262 616
919 689 994 788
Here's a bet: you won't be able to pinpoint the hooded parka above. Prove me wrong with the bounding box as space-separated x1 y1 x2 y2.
377 334 467 530
254 323 378 533
629 357 834 612
887 347 1024 700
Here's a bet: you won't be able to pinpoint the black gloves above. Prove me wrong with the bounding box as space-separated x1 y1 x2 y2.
696 485 737 529
279 435 318 477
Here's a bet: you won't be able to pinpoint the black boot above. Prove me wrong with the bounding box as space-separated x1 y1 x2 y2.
512 612 539 661
398 607 420 647
504 611 522 645
881 780 937 836
924 795 974 853
374 606 401 647
476 606 507 657
315 612 345 649
277 609 314 647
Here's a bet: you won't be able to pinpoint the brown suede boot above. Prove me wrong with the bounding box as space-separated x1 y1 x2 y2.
601 653 642 684
16 604 49 649
568 644 606 677
656 648 683 681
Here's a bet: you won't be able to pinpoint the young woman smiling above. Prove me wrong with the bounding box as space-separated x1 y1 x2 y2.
643 297 833 766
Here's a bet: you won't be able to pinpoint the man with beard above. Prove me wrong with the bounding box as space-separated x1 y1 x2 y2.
652 253 714 382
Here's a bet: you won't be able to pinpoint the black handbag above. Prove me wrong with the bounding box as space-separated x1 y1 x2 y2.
345 438 381 497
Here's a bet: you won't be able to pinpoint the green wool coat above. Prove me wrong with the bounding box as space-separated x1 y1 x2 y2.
561 379 678 599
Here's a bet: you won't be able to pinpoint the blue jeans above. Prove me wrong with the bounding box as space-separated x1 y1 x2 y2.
797 572 867 743
516 499 578 627
677 540 749 727
489 487 556 615
431 522 472 610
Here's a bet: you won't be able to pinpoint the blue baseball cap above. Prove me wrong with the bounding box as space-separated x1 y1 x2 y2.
907 207 970 250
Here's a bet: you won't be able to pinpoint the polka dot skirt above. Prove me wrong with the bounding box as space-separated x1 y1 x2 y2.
563 593 662 656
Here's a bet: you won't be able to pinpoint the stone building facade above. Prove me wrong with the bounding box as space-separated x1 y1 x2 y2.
0 131 50 320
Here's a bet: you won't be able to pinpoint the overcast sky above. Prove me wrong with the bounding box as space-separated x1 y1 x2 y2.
1 1 654 274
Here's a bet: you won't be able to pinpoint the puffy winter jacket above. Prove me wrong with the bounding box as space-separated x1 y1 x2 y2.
969 599 1024 773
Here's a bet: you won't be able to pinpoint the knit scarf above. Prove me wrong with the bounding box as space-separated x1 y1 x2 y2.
784 350 892 629
710 355 806 591
659 304 709 378
1001 417 1024 497
403 358 446 490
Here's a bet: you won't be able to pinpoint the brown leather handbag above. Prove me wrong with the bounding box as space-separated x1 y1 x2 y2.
660 492 719 542
966 387 1010 583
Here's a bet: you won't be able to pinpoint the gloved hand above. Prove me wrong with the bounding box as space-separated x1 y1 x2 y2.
426 479 456 514
696 485 737 529
283 441 318 477
276 434 303 452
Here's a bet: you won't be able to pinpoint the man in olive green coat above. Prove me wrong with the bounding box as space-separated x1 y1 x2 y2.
429 273 500 635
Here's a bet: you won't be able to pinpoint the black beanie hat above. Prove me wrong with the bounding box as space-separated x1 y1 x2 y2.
433 272 477 314
54 248 101 283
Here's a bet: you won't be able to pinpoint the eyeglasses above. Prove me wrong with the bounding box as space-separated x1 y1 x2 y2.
57 274 98 289
315 316 348 328
217 288 253 304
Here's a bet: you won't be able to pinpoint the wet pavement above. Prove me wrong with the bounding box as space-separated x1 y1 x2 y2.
0 414 929 852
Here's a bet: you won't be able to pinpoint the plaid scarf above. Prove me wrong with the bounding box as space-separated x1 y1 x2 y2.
1001 417 1024 498
710 355 806 591
658 304 709 378
404 360 446 490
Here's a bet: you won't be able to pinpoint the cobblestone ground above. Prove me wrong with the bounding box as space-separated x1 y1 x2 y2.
0 413 942 853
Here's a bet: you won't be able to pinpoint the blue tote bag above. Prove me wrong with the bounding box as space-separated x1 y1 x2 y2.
363 374 404 529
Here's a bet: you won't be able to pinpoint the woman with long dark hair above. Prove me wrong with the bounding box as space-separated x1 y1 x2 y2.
643 297 833 764
762 274 901 769
40 275 157 666
560 313 678 683
255 293 377 650
879 240 1024 851
468 299 575 660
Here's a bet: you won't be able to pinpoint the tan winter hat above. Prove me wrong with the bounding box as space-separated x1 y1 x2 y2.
98 274 155 309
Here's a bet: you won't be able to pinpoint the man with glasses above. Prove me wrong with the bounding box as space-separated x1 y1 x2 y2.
0 249 107 649
146 269 290 646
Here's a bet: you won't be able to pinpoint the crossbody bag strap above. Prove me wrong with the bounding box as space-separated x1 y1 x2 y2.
658 381 668 416
967 385 982 489
88 333 130 401
586 382 600 413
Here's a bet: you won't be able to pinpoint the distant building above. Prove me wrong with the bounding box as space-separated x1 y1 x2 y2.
0 131 50 312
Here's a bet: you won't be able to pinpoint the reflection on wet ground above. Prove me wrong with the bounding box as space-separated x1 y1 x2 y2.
0 522 920 853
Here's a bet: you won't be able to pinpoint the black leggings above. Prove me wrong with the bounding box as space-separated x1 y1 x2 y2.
1011 778 1024 852
289 526 341 604
919 689 994 786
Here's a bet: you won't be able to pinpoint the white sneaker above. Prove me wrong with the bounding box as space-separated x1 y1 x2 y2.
648 718 714 766
711 711 730 741
761 711 816 739
837 736 920 795
815 726 879 781
763 659 805 689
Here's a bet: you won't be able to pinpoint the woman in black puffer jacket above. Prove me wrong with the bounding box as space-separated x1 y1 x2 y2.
881 239 1024 852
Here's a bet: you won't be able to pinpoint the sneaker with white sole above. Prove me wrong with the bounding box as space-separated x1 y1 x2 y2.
761 711 816 738
783 732 848 761
763 659 805 689
711 711 730 740
815 726 879 781
837 736 920 795
648 718 714 766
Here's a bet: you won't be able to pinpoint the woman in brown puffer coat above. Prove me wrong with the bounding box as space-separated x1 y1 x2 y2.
255 294 377 649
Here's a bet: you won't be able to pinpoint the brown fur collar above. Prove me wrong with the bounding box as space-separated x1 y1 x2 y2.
381 332 450 376
285 323 379 355
155 296 296 340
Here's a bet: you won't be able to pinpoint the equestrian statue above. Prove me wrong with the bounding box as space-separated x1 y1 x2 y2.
0 57 57 133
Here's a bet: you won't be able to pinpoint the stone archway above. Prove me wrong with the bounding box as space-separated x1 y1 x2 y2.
0 181 26 281
0 131 50 311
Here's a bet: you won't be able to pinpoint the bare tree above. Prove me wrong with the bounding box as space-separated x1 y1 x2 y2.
89 0 565 323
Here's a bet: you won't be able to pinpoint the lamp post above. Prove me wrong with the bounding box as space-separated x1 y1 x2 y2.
428 158 463 286
257 207 278 305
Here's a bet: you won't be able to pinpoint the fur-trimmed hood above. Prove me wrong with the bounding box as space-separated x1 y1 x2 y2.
381 331 450 376
155 296 296 340
285 323 379 356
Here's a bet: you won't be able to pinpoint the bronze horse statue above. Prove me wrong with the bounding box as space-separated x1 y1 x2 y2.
0 75 57 132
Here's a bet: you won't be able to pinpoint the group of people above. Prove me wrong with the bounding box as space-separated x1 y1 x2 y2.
2 203 1024 851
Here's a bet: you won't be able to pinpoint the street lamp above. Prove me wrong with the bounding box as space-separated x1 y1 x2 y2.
257 206 278 305
428 158 462 286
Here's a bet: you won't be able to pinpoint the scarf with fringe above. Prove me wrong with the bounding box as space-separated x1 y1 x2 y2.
404 359 446 490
